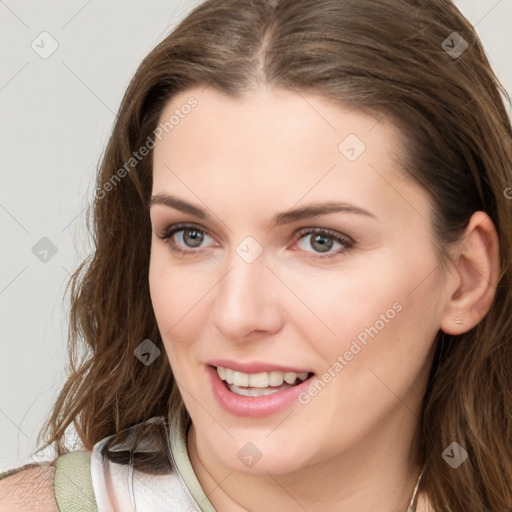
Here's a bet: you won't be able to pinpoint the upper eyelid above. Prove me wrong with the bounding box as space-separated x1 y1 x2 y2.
295 226 354 242
157 222 214 236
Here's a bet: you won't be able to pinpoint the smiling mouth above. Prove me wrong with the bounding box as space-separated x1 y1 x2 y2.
214 365 314 397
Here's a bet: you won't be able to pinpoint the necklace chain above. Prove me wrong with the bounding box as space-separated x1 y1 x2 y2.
406 466 424 512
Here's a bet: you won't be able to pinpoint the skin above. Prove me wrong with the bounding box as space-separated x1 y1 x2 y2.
148 86 499 512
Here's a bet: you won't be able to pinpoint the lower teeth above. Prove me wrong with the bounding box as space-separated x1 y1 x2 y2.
227 382 295 397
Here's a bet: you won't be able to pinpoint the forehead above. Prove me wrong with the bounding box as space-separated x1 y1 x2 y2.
151 86 427 226
155 85 399 164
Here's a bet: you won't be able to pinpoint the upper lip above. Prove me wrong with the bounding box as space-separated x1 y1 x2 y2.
207 359 314 374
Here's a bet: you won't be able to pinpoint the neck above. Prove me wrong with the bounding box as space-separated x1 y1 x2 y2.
187 411 424 512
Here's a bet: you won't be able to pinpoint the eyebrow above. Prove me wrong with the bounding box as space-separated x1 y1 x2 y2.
149 193 376 228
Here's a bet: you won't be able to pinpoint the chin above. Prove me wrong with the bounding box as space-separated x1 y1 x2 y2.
203 432 317 476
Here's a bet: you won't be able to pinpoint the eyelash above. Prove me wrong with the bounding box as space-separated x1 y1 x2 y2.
155 222 355 260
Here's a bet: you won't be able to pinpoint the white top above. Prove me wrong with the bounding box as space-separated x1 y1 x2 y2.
89 416 216 512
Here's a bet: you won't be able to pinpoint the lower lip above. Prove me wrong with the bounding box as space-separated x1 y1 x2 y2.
207 365 314 418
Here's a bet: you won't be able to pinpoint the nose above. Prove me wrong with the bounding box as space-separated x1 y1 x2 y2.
210 251 284 342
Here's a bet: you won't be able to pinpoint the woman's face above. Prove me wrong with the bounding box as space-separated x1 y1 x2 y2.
149 86 450 474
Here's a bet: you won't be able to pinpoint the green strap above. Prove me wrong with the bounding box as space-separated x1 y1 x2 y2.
54 452 98 512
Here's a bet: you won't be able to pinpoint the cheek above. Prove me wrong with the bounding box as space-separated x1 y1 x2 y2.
272 259 405 354
148 249 213 354
290 267 439 443
284 247 441 373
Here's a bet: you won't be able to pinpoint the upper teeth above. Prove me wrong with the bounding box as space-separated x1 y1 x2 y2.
216 366 309 388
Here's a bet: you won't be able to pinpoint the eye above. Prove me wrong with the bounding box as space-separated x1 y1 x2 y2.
156 223 354 259
156 223 217 255
294 228 354 258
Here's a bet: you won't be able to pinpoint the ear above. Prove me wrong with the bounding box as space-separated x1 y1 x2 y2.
440 211 500 335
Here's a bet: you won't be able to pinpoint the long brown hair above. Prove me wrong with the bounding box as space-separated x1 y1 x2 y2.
38 0 512 509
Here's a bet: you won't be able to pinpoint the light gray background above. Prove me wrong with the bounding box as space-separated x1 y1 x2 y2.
1 0 511 472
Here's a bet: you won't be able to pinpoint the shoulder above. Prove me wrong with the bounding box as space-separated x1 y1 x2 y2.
0 463 58 512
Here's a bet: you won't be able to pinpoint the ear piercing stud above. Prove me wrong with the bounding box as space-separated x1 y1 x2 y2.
455 317 462 324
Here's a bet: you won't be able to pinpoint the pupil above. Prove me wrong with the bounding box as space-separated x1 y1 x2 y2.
311 234 333 253
183 229 204 247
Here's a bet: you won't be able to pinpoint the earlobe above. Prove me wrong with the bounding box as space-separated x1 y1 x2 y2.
440 211 500 335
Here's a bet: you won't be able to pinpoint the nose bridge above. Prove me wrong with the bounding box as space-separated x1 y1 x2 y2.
211 245 283 340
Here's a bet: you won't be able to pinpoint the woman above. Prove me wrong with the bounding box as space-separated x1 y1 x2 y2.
1 0 511 510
